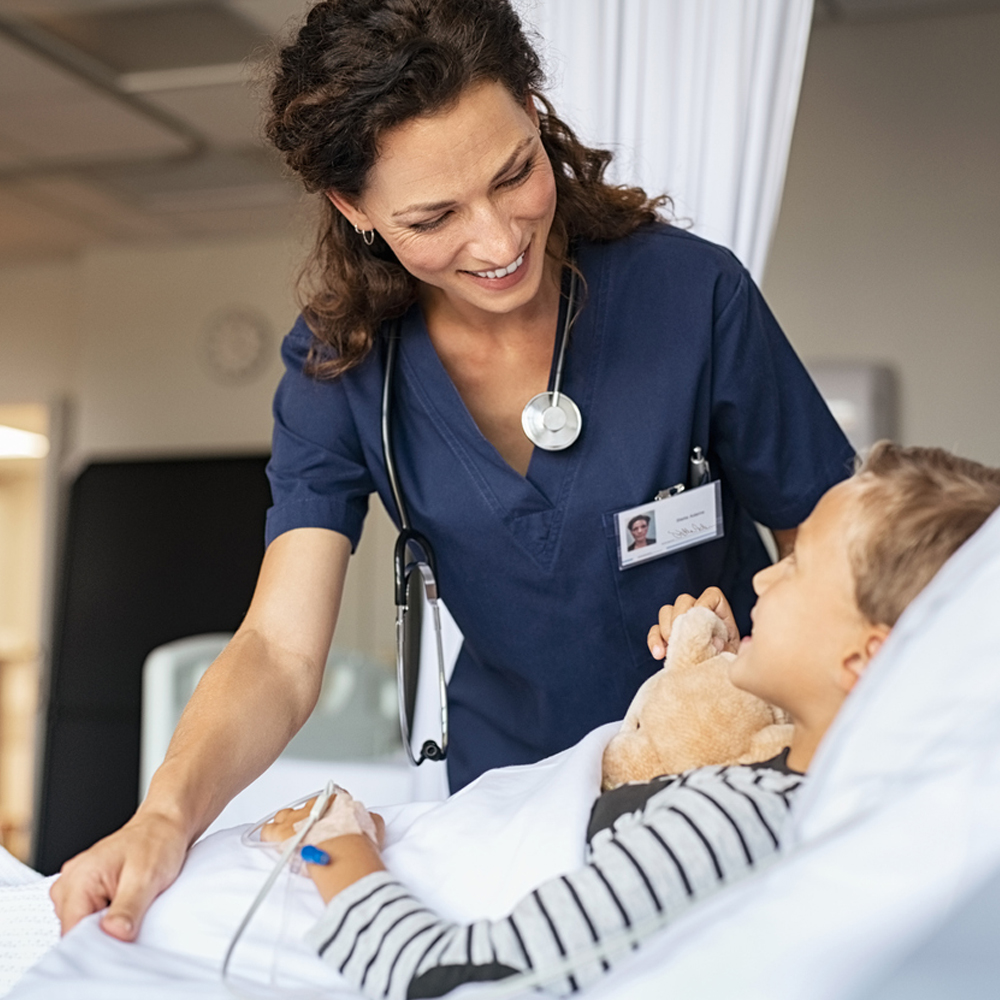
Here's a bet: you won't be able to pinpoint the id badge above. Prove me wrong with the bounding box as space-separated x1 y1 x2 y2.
615 481 724 570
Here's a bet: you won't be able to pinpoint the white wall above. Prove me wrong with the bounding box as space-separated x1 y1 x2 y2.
764 10 1000 466
0 262 79 404
75 237 293 458
0 234 398 667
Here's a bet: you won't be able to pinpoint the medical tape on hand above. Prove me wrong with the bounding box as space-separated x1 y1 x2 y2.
291 789 378 850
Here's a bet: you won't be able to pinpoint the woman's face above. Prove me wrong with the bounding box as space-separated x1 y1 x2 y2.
330 80 558 322
630 519 649 545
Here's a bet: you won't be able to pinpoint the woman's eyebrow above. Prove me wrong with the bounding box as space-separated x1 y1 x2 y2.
392 136 536 219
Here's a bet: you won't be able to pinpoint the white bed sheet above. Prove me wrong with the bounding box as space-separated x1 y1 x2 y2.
8 722 616 999
8 507 1000 1000
0 849 59 998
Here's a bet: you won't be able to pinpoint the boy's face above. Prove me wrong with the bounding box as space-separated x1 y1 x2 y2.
729 481 879 723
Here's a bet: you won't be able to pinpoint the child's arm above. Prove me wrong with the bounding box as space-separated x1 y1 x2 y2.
260 800 386 898
264 766 799 1000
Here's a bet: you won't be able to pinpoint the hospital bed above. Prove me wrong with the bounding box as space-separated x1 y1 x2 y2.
4 505 1000 999
139 635 446 835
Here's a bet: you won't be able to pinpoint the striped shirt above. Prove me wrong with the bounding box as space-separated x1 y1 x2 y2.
305 754 804 999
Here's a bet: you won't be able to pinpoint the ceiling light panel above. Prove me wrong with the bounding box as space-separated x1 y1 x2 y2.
141 81 261 146
0 32 188 163
0 31 93 99
0 90 190 160
33 1 269 73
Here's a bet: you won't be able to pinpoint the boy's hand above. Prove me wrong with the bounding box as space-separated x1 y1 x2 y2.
647 587 740 660
260 797 385 849
260 801 315 844
260 795 387 905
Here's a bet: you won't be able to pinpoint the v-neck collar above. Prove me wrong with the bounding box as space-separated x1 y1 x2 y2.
397 260 605 568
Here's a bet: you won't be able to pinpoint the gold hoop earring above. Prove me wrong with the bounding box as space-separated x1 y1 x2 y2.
354 224 375 246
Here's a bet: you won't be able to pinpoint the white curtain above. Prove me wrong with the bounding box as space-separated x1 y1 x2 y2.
515 0 815 282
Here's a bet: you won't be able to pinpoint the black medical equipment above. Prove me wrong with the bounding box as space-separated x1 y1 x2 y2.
35 455 270 874
382 325 449 766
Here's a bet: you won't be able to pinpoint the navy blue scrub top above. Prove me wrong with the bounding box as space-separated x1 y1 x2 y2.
266 224 855 791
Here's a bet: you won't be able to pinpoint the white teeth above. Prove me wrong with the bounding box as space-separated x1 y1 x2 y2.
474 252 524 280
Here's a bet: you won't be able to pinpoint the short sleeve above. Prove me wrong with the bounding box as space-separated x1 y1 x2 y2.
265 318 375 550
710 270 855 529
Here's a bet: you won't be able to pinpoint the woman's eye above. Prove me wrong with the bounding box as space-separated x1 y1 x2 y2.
498 156 535 189
409 213 449 233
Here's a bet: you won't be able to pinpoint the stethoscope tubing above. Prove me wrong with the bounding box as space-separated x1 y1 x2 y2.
380 266 583 766
549 266 578 407
381 324 409 531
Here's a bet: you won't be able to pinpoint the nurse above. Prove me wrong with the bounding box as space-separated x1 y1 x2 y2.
51 0 853 940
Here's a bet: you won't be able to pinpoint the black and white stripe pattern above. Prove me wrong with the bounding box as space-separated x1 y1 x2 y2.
305 762 803 999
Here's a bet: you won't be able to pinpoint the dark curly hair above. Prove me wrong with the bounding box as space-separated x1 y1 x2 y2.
266 0 669 378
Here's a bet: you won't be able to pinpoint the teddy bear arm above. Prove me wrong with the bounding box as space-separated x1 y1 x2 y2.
735 723 795 766
601 733 668 791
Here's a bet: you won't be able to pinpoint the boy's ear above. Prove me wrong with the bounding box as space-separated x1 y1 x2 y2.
840 625 892 693
325 190 373 232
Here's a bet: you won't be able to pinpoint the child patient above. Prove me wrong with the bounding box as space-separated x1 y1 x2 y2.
262 443 1000 999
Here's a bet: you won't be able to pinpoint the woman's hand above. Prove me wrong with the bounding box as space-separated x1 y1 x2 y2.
646 586 740 660
50 808 190 941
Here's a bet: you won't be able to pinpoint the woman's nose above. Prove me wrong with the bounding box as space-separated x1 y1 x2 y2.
466 202 521 265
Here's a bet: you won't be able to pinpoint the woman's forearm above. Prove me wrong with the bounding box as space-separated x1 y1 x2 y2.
141 527 353 844
140 627 325 843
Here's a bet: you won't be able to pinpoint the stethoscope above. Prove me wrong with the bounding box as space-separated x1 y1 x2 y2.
519 268 582 451
381 267 583 765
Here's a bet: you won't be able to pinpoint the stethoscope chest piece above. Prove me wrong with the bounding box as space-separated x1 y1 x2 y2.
521 266 582 452
521 391 582 450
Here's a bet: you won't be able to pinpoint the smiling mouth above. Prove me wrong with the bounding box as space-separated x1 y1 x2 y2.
468 251 526 280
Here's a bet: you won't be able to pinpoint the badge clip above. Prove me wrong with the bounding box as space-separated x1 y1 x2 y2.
655 484 686 501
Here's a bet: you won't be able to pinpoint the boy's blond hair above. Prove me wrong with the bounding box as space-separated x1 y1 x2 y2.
850 442 1000 627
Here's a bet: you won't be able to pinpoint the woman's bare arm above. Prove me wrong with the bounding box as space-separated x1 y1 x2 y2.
50 527 352 940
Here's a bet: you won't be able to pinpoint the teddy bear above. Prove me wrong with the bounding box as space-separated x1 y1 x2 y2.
601 606 793 790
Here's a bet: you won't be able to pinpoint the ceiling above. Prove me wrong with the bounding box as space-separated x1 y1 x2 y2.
0 0 998 265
